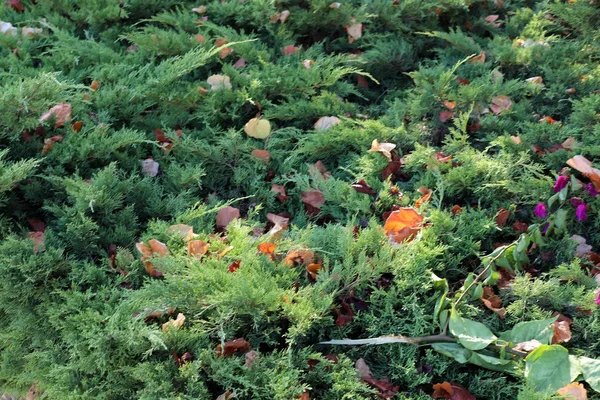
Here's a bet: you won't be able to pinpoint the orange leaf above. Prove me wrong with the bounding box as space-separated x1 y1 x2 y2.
192 5 207 14
368 139 396 161
251 149 271 163
557 383 587 400
432 381 476 400
188 240 209 258
510 135 522 144
72 121 83 132
228 260 241 272
469 51 486 64
216 338 250 357
552 320 572 344
439 111 454 122
481 286 506 319
216 206 240 231
39 103 72 127
284 249 315 267
415 186 432 208
383 207 424 243
168 224 197 241
257 242 276 256
443 101 456 110
136 240 169 277
495 208 510 227
219 47 234 59
567 155 600 191
90 80 100 91
282 45 299 56
451 205 463 215
306 263 322 279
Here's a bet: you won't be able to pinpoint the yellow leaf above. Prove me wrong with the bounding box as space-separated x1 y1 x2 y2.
244 118 271 139
162 313 186 333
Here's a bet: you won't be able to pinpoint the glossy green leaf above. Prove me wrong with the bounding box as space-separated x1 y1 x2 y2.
449 309 497 351
500 318 556 345
431 342 472 363
525 345 580 392
579 356 600 392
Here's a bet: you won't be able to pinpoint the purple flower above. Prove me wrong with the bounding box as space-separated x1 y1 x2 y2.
576 203 587 221
595 289 600 306
570 197 583 207
534 203 547 218
587 183 598 197
554 175 569 193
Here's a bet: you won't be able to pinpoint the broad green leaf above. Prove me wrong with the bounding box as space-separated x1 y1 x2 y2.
449 309 497 350
579 356 600 392
548 192 560 208
495 257 511 269
471 283 483 300
555 209 568 232
558 186 569 202
431 342 472 363
500 318 556 345
525 345 580 392
468 351 518 374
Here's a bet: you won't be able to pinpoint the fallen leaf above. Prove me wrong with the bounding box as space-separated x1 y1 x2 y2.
39 103 72 127
469 51 486 64
27 231 45 253
282 44 299 55
267 213 289 237
456 77 470 85
285 249 315 267
72 121 83 132
485 14 502 27
306 263 322 279
329 2 342 8
168 224 197 241
245 350 259 368
251 149 270 163
216 206 240 231
218 245 234 258
301 189 325 216
510 136 522 144
432 381 476 400
0 20 17 35
192 5 207 13
351 179 376 195
302 59 314 69
228 260 241 272
571 235 592 257
90 80 100 91
526 76 544 86
383 207 424 243
444 101 456 110
258 242 276 256
562 138 576 150
490 95 512 115
193 34 205 44
279 10 290 23
314 116 341 131
42 135 64 155
514 339 543 352
233 57 246 68
451 205 463 215
356 358 400 399
215 391 235 400
162 313 186 333
495 208 510 227
345 22 362 43
244 118 271 139
219 47 234 59
415 186 432 208
136 239 169 277
552 320 572 344
5 0 24 12
188 240 209 258
141 157 160 177
271 184 288 202
567 155 600 191
481 286 506 319
557 382 587 400
216 338 250 357
439 111 454 122
334 301 354 326
368 139 396 161
311 160 331 180
207 74 232 90
357 75 369 88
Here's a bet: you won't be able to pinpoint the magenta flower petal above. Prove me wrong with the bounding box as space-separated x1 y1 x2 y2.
534 203 547 218
576 203 587 221
595 289 600 306
587 183 598 197
554 175 569 193
570 197 583 207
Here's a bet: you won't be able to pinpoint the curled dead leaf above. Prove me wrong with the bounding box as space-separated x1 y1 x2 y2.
39 103 72 127
314 116 341 131
267 213 289 237
136 239 169 277
162 313 185 333
306 263 322 280
415 186 432 208
383 207 424 243
495 208 510 227
301 189 325 216
284 249 315 267
368 139 396 161
188 240 209 258
345 22 362 43
271 184 288 202
513 339 542 353
567 155 600 191
251 149 271 163
490 95 512 115
207 74 232 90
481 286 506 319
216 338 250 357
432 381 476 400
258 242 276 256
141 157 159 177
282 44 299 56
216 206 240 231
469 51 486 64
42 135 64 155
168 224 197 241
552 320 572 344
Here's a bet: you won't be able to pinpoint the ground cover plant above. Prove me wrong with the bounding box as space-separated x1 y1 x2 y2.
2 0 600 398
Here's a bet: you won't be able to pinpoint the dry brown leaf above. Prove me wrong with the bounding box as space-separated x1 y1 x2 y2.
42 135 64 155
188 240 209 258
279 10 290 23
27 231 44 253
490 95 512 115
301 190 325 216
481 286 506 319
216 338 250 357
314 116 341 131
345 22 362 43
245 350 259 368
496 208 510 227
284 249 315 267
368 139 396 161
557 383 587 400
306 263 322 279
40 103 72 127
271 184 288 202
192 5 207 13
514 339 543 353
72 121 83 132
136 239 170 277
526 76 544 87
207 74 232 90
415 186 432 208
510 135 522 144
329 2 342 8
162 313 186 333
267 213 289 237
251 149 271 163
469 51 486 64
218 245 234 258
216 206 240 231
168 224 197 241
215 391 235 400
567 155 600 191
552 320 572 344
432 381 476 400
383 207 424 243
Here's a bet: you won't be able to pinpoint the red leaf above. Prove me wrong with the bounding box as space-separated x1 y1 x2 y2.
5 0 24 12
216 338 250 357
282 45 299 55
334 301 353 326
351 179 376 195
216 206 240 231
513 221 528 233
439 111 454 122
228 260 241 273
432 382 476 400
